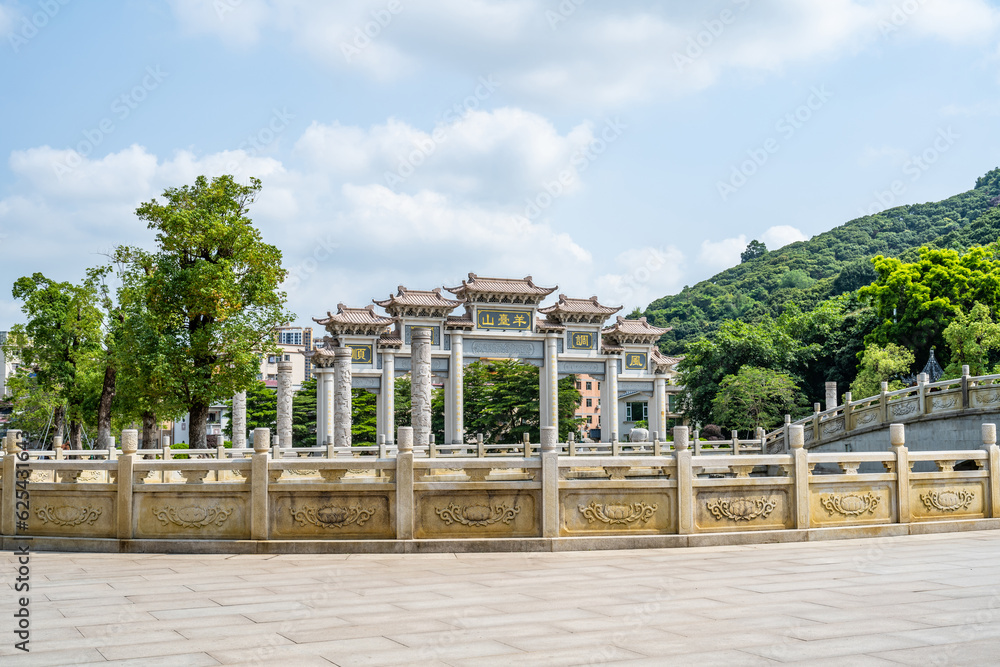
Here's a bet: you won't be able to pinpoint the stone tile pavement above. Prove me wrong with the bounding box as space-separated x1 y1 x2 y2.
3 531 1000 665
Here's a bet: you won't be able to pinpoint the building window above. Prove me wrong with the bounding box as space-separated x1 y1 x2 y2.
586 398 592 407
586 381 592 390
268 355 276 364
625 401 648 422
597 382 601 390
668 394 678 412
284 354 290 362
576 381 581 390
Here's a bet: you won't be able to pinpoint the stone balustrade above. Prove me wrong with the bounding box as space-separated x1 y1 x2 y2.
2 423 998 552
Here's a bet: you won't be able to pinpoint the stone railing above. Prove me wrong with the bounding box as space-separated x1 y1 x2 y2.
2 423 997 552
765 371 1000 453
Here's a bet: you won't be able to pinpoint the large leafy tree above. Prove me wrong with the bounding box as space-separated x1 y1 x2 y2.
941 302 1000 377
859 245 1000 372
8 272 105 447
712 366 800 432
849 343 915 398
128 175 293 448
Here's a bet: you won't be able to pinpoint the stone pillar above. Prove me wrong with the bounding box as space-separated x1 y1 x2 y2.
449 335 463 445
982 424 1000 519
315 369 327 447
334 347 353 449
396 426 414 539
117 430 138 539
382 351 395 445
652 376 667 441
544 335 559 432
324 369 335 445
674 426 693 535
541 425 558 538
251 427 270 540
891 423 911 524
825 382 837 412
603 357 619 442
276 361 293 447
790 424 809 529
412 328 432 447
232 391 247 449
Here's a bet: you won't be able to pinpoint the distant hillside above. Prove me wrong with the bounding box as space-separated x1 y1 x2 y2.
645 167 1000 355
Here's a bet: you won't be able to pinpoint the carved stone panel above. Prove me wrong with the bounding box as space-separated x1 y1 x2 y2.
465 340 544 359
415 491 539 538
695 488 792 532
22 491 116 538
557 361 605 375
809 483 893 527
133 493 250 539
971 388 1000 408
561 490 675 536
909 482 986 521
271 492 393 539
889 399 919 419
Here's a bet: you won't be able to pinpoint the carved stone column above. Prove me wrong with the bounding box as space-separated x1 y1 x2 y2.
324 368 335 445
603 356 620 441
412 328 432 447
232 391 247 449
382 351 395 445
334 347 353 449
545 335 559 432
449 333 464 445
652 376 667 440
276 361 293 447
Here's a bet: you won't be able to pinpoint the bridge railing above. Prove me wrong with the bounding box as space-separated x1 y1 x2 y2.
765 370 1000 453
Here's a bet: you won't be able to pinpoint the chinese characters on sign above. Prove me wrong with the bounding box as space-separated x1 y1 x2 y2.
404 325 441 345
349 345 373 364
625 352 647 370
477 309 532 330
568 331 595 350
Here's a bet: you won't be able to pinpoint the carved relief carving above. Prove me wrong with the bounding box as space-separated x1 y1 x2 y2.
856 410 879 426
579 501 656 526
36 505 102 527
152 504 234 528
706 496 777 522
931 395 959 410
821 419 845 436
890 400 918 417
467 340 542 358
820 492 880 517
920 489 975 513
435 502 520 526
603 466 631 481
290 504 376 529
974 390 1000 406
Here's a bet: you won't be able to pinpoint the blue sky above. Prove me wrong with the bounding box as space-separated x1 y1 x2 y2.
2 0 999 329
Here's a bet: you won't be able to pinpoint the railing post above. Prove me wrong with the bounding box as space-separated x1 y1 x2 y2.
378 434 387 459
117 430 137 539
982 424 1000 519
251 428 270 540
1 433 19 536
541 426 559 538
844 392 853 431
812 403 821 444
790 425 809 530
674 426 693 535
962 366 971 409
783 415 791 454
880 382 889 424
429 433 437 459
891 424 910 524
477 433 485 458
732 430 740 456
396 427 414 540
54 437 64 460
692 428 700 456
917 373 928 416
653 431 661 456
612 432 620 457
523 431 531 458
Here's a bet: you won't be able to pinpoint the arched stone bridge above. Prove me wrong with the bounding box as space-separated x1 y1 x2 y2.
765 373 1000 454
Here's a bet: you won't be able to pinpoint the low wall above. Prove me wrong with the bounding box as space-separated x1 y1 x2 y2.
2 425 999 553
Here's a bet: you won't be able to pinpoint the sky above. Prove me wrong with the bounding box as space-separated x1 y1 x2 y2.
1 0 999 330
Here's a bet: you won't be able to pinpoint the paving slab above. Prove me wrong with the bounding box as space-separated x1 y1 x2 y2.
3 530 1000 664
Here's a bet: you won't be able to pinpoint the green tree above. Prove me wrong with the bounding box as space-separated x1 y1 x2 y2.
712 366 800 432
850 343 915 398
4 371 64 447
8 273 106 447
941 302 1000 377
741 239 767 263
291 378 316 447
129 175 293 448
859 245 1000 372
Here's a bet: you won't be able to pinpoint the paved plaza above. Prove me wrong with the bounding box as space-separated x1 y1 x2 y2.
2 531 1000 666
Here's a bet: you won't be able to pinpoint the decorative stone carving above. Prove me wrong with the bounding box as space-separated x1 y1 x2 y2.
286 469 318 476
974 390 1000 406
579 501 656 526
178 469 209 484
920 489 975 513
412 330 432 446
334 348 353 448
628 428 649 443
730 465 755 479
56 469 82 483
603 466 631 481
467 340 542 358
856 410 879 426
821 492 880 516
319 469 348 482
890 400 918 417
931 395 959 411
838 461 861 475
706 496 777 522
821 419 845 437
619 381 654 393
557 361 604 375
36 505 102 526
435 502 520 526
804 429 814 444
152 504 234 528
290 504 376 529
232 391 247 449
936 460 955 473
277 361 294 447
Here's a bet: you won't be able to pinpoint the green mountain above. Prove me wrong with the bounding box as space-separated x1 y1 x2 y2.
645 167 1000 355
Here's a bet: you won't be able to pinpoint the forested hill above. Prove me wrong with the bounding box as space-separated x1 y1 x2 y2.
645 167 1000 356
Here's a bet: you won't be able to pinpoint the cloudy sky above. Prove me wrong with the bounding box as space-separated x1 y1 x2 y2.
2 0 999 328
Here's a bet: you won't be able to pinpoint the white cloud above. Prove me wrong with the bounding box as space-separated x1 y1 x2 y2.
698 234 747 271
760 225 808 249
595 245 686 311
164 0 1000 109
